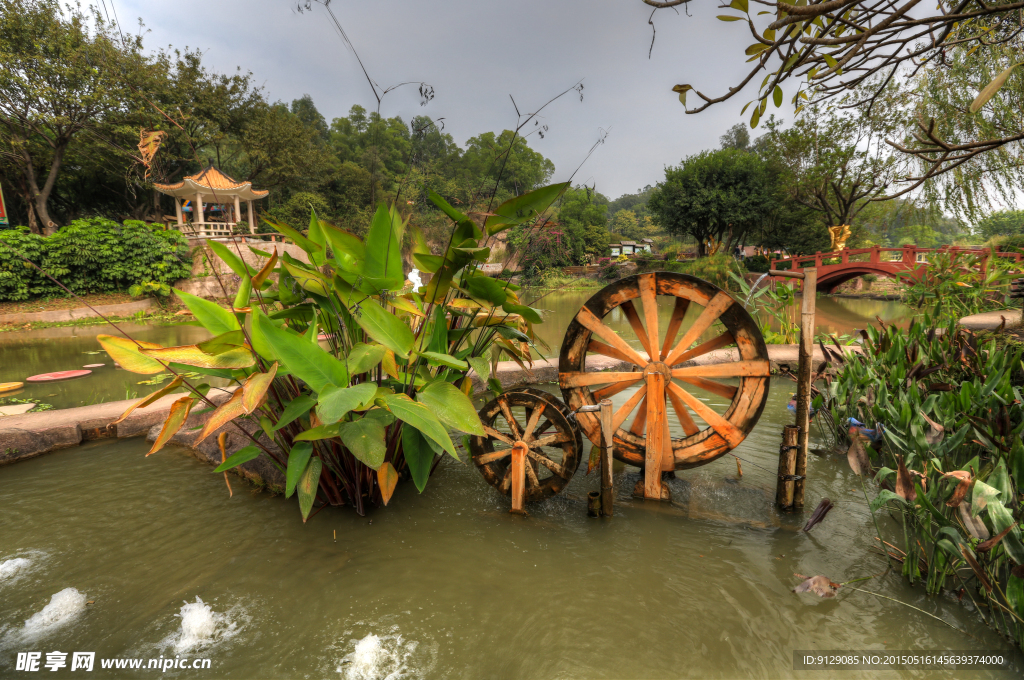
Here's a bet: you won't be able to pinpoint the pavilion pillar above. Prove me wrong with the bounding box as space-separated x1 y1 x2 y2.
233 195 241 233
195 193 204 232
247 200 255 234
174 198 183 226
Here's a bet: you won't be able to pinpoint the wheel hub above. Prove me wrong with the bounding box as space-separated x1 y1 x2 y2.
642 361 671 380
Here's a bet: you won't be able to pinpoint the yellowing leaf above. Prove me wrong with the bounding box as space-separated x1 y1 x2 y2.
112 376 183 425
97 334 165 374
716 14 744 21
745 43 769 56
242 362 278 413
196 389 247 445
672 83 692 107
141 345 255 369
148 396 194 455
298 455 322 522
378 461 399 505
971 63 1021 114
251 248 279 288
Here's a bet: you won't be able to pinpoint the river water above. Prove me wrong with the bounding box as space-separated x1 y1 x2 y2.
1 382 1019 678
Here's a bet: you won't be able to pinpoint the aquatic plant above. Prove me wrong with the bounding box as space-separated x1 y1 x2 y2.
98 186 563 518
729 271 800 344
897 250 1022 322
829 315 1024 647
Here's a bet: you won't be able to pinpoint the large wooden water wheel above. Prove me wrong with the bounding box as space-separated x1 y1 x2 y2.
470 388 584 504
558 272 770 498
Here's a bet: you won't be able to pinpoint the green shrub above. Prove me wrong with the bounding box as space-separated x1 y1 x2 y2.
744 254 771 273
660 253 746 291
0 219 192 301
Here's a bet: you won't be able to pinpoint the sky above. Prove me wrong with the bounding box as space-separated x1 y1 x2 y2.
116 0 770 200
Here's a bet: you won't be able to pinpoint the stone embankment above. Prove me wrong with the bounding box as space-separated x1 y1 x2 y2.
1 344 859 481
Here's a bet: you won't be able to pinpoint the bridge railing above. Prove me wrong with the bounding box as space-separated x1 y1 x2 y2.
770 245 1022 272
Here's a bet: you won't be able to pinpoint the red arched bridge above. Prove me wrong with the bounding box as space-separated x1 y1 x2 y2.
769 245 1023 293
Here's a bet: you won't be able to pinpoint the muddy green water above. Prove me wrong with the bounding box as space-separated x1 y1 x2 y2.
1 384 1019 678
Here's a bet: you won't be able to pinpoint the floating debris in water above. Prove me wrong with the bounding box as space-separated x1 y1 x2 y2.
802 498 834 532
793 574 840 598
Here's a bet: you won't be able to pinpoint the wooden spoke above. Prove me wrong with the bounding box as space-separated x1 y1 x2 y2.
661 296 691 358
522 402 547 440
482 425 515 445
527 450 567 479
611 384 648 432
524 456 542 488
663 292 734 366
667 382 745 448
499 467 512 493
559 371 643 388
645 372 666 497
629 396 649 436
671 360 770 379
526 419 554 442
676 376 738 400
530 432 571 448
575 306 649 367
620 300 655 361
587 340 638 365
473 448 512 465
497 398 522 440
672 332 735 365
639 273 660 361
666 385 700 436
593 378 643 401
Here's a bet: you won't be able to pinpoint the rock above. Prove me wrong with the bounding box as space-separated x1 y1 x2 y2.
0 403 36 417
0 423 81 465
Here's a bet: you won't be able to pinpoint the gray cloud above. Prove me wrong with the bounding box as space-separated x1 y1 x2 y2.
119 0 762 197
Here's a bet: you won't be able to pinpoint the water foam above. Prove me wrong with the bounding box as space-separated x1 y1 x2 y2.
338 633 418 680
164 597 241 653
21 588 88 640
0 558 32 582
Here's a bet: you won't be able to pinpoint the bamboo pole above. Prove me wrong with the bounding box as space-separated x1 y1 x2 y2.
587 491 601 517
776 424 799 509
794 268 816 510
600 398 614 517
510 441 528 515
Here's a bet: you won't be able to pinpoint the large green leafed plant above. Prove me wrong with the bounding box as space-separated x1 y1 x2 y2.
99 184 566 518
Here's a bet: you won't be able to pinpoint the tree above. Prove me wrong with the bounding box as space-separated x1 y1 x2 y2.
461 130 554 198
611 209 660 241
720 123 750 151
557 186 610 261
290 95 329 143
0 0 145 233
975 210 1024 240
241 102 333 192
648 148 778 256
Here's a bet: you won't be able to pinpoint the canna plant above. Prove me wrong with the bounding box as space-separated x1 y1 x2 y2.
97 183 567 518
829 316 1024 646
897 250 1022 322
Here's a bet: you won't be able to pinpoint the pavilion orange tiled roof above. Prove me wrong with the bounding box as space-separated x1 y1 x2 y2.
153 166 268 198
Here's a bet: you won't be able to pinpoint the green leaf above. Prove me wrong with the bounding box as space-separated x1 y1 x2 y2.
494 325 530 343
282 261 330 297
261 215 322 256
427 189 468 223
417 351 468 370
986 501 1024 564
298 456 322 522
285 442 313 498
464 275 510 305
254 311 348 393
869 489 906 513
971 63 1022 114
402 425 434 493
468 356 490 383
317 383 378 423
207 240 255 278
294 423 343 441
383 393 456 457
173 288 240 336
485 183 569 235
717 14 744 21
972 480 1001 517
412 252 446 274
453 246 490 262
337 417 387 469
427 305 448 354
212 445 261 473
823 53 839 70
273 394 317 432
347 342 387 375
97 334 166 374
773 85 783 108
416 380 485 436
363 203 406 290
233 276 251 310
501 301 542 324
750 106 761 128
745 43 769 56
355 300 415 359
307 209 327 266
728 0 747 12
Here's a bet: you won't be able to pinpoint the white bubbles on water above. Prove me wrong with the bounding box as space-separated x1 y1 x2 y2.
0 558 32 582
337 633 419 680
162 597 244 653
20 587 88 641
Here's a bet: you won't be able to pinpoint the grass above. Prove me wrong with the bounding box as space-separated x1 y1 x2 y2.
0 308 191 332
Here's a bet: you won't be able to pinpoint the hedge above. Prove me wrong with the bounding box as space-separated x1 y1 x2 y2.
0 218 192 301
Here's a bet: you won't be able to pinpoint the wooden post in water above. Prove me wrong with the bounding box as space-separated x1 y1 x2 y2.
600 398 614 517
776 425 799 509
794 267 816 510
510 441 528 515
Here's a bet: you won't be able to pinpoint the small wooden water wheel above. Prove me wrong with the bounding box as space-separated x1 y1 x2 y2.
558 272 770 499
470 388 584 510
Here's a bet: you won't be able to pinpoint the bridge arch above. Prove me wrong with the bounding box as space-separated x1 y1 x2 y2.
816 265 921 293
